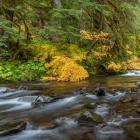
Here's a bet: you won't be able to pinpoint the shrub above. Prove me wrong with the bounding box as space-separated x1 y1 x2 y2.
106 62 127 73
127 56 140 70
43 56 89 82
30 44 59 61
0 60 46 81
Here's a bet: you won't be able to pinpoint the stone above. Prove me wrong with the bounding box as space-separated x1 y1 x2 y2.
121 96 134 103
31 96 53 108
0 87 15 94
78 111 103 126
98 125 124 135
135 81 140 87
95 87 106 96
123 123 140 139
0 121 26 136
136 108 140 114
84 103 96 109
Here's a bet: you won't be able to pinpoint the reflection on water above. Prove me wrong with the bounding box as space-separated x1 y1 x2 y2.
39 76 140 96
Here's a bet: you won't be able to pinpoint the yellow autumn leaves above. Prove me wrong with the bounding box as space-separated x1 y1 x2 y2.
43 56 89 82
80 30 110 41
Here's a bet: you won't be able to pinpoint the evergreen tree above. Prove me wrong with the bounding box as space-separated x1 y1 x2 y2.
42 0 140 60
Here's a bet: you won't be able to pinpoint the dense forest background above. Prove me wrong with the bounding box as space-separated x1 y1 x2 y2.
0 0 140 82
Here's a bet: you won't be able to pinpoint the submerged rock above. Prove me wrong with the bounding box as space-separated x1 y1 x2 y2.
121 96 134 103
84 102 96 109
0 90 40 99
94 104 109 117
18 96 52 103
136 108 140 114
123 123 140 139
97 125 124 135
0 121 26 136
135 81 140 87
78 111 103 126
114 94 140 117
17 85 29 90
55 117 77 128
0 87 15 94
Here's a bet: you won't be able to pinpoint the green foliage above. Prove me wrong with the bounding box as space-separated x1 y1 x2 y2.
41 0 140 61
0 0 140 80
0 60 46 81
0 0 53 60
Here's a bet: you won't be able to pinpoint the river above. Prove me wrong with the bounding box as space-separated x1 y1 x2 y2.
0 71 140 140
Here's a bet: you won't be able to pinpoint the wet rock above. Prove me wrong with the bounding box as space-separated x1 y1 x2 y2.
55 117 77 128
136 108 140 114
107 117 140 127
32 100 43 108
70 131 96 140
97 125 124 135
95 87 106 96
105 91 126 102
31 96 52 108
135 81 140 87
94 104 109 117
76 87 87 95
84 102 96 109
85 94 98 100
16 95 53 109
123 123 140 139
121 96 134 103
0 121 26 136
78 111 103 126
0 90 40 99
114 92 140 117
137 99 140 105
17 85 29 90
0 87 14 94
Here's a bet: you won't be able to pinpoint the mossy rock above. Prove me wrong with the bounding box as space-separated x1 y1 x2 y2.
123 123 140 139
121 96 134 103
114 94 140 117
0 121 26 136
84 102 96 109
78 111 103 125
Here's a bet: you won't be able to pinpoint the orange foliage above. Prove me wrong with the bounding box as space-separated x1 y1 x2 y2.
106 62 127 73
43 56 89 82
80 30 110 41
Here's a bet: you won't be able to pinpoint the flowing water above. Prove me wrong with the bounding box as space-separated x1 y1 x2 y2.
0 71 140 140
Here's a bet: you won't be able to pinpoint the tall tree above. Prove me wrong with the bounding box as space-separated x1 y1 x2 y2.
42 0 140 60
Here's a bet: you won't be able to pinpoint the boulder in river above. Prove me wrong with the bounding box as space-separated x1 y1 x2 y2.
135 81 140 87
114 94 140 117
84 102 96 109
0 87 15 94
31 96 53 108
95 87 106 96
97 125 124 135
0 121 26 136
123 123 140 139
121 96 134 103
78 111 103 126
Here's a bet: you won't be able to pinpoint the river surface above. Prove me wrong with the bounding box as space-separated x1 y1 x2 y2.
0 72 140 140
